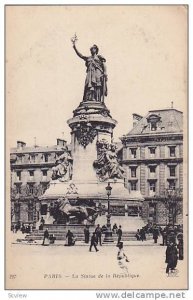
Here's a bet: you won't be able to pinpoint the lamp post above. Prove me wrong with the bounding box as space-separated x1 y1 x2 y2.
103 182 114 243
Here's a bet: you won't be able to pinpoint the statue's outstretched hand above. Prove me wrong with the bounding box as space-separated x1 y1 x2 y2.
71 33 78 46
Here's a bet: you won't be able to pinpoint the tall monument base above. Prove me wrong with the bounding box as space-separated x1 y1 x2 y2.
39 101 144 225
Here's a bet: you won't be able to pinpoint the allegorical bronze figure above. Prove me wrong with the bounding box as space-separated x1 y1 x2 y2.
71 34 107 102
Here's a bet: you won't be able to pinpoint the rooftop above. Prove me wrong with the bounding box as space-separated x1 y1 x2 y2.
124 108 183 137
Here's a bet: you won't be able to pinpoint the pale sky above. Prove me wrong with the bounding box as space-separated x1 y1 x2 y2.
6 5 187 148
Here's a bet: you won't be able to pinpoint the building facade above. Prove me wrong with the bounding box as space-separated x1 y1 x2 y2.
120 108 183 225
10 139 68 225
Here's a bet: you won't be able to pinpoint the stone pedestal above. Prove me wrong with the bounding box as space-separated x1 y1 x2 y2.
40 101 144 227
67 101 116 183
103 213 114 243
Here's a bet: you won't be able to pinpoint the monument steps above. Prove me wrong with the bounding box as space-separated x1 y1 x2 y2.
25 229 153 242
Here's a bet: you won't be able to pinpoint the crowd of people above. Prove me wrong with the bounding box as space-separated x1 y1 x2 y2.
11 221 34 234
134 222 183 275
135 224 160 243
12 218 184 276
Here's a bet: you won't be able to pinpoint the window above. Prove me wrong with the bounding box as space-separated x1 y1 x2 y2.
130 167 137 178
169 166 176 177
147 114 161 132
149 166 156 173
28 202 34 222
149 181 156 194
15 184 21 194
44 154 49 162
42 170 47 177
149 147 156 157
28 184 34 195
130 181 137 191
130 148 137 159
29 170 34 179
29 155 36 163
168 180 176 190
149 166 156 178
16 171 21 181
17 155 22 163
151 122 157 131
14 202 20 222
169 146 176 157
127 206 139 216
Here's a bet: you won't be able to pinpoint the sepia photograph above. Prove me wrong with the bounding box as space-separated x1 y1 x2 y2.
5 5 188 290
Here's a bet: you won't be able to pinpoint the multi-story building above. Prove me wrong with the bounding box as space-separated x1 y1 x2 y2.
120 108 183 225
10 139 68 225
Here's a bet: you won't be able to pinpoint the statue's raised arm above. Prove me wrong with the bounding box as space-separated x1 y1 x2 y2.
71 34 108 102
71 34 87 61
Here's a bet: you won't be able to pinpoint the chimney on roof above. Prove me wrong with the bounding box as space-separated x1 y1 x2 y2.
17 141 26 149
132 113 143 128
57 138 67 147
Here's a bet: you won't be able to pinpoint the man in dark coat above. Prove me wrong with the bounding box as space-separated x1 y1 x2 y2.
177 233 183 260
153 226 159 244
117 225 123 244
95 224 102 246
89 233 99 252
140 227 146 242
160 227 167 246
165 241 178 274
42 228 49 245
84 226 90 244
66 230 75 246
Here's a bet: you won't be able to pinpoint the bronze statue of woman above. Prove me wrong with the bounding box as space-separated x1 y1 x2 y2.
71 34 107 102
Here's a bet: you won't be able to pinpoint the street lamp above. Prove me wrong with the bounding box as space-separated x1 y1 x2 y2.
167 188 176 228
103 182 114 243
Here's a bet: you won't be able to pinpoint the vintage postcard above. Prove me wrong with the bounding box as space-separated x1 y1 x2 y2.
5 5 188 290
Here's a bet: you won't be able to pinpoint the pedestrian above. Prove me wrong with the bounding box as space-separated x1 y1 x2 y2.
42 228 49 246
153 226 159 244
135 229 141 241
21 223 26 234
117 242 129 273
177 233 183 260
95 224 102 246
165 241 178 275
112 223 118 233
49 234 56 244
161 227 167 246
177 239 183 260
26 225 31 234
39 217 45 230
89 233 99 252
11 224 14 233
140 227 146 242
65 230 75 246
117 225 123 244
84 225 90 244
